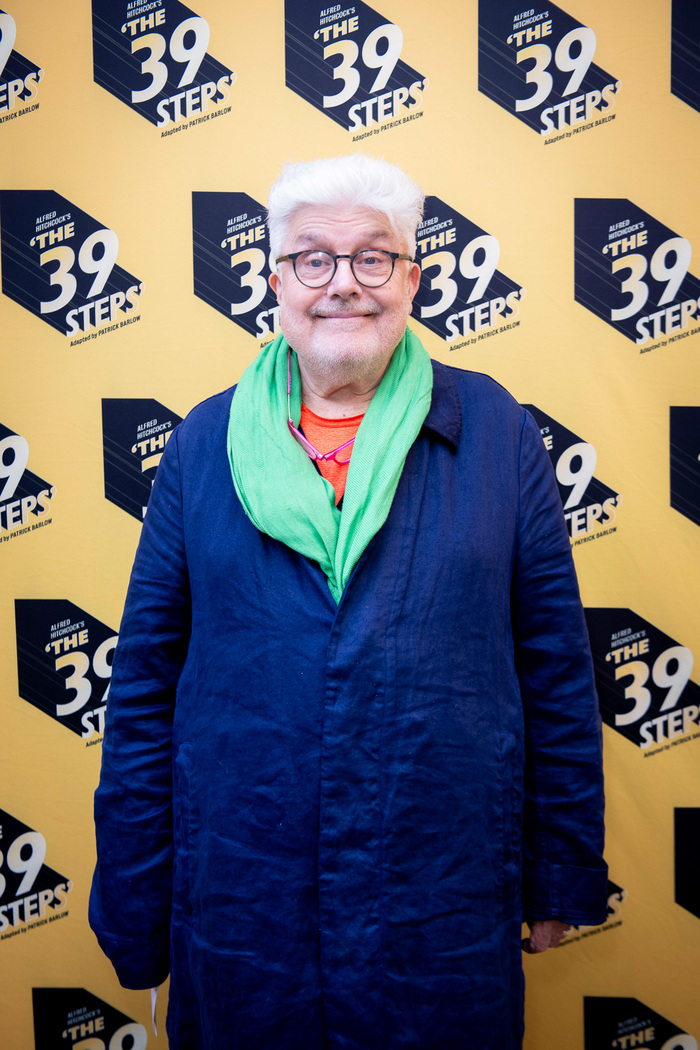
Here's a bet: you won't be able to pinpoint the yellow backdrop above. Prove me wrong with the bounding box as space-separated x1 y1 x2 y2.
2 1 699 1047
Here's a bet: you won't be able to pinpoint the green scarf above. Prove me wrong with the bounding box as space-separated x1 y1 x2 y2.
227 328 433 603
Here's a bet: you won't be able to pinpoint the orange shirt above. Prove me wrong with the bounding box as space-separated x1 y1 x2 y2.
299 403 364 504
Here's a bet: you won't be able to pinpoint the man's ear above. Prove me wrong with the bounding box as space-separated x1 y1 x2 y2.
269 271 282 301
407 262 420 315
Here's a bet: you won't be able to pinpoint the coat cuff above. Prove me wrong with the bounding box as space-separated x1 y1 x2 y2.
91 928 170 990
523 858 609 925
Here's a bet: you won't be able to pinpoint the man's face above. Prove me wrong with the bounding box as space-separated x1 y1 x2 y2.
269 205 420 384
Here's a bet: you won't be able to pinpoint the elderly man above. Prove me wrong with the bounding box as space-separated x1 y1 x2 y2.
90 155 607 1050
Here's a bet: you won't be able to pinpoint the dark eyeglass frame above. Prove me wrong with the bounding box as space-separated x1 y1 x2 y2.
275 249 414 288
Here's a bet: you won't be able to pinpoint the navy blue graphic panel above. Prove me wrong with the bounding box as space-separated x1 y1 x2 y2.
574 198 700 345
0 421 55 533
0 9 43 111
0 190 142 337
284 0 427 131
102 399 182 521
522 406 620 539
675 808 700 920
33 988 146 1050
478 1 620 136
670 406 700 528
585 608 700 750
15 599 118 740
413 196 523 344
0 807 70 932
671 0 700 113
192 192 279 339
585 997 692 1050
92 0 235 127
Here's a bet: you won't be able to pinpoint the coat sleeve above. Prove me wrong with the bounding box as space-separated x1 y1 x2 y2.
512 409 608 926
89 426 191 988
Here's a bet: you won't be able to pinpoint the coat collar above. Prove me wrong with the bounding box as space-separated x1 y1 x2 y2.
422 359 462 449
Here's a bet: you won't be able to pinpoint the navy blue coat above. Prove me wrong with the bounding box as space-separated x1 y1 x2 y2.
90 358 607 1050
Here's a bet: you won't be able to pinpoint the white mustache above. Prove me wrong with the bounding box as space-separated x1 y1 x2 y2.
309 303 381 318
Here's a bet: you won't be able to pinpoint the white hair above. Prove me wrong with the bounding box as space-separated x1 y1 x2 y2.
266 154 424 262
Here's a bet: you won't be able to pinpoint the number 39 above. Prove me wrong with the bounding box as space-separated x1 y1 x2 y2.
516 27 596 112
0 831 46 898
611 236 691 322
55 636 118 717
323 23 403 108
615 645 694 725
131 17 209 104
420 236 500 319
40 230 119 314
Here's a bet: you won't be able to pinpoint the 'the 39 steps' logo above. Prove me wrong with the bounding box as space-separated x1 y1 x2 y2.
284 0 429 135
92 0 236 130
0 8 44 123
585 997 697 1050
1 421 55 540
524 406 621 541
0 190 143 340
192 192 280 341
575 199 700 349
478 1 622 139
585 608 700 752
15 600 118 743
0 808 71 937
102 399 183 520
413 197 525 348
33 988 147 1050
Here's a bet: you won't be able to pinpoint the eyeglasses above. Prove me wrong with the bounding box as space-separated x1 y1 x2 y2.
287 350 355 464
276 248 413 288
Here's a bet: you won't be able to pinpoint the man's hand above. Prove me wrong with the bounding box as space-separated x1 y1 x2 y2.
521 919 571 954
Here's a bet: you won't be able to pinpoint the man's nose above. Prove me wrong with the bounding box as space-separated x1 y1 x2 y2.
325 257 362 295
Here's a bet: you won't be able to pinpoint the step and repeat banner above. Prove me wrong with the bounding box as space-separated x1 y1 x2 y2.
1 0 699 1047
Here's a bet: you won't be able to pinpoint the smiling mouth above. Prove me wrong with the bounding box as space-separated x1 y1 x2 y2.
310 302 381 320
313 310 378 320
